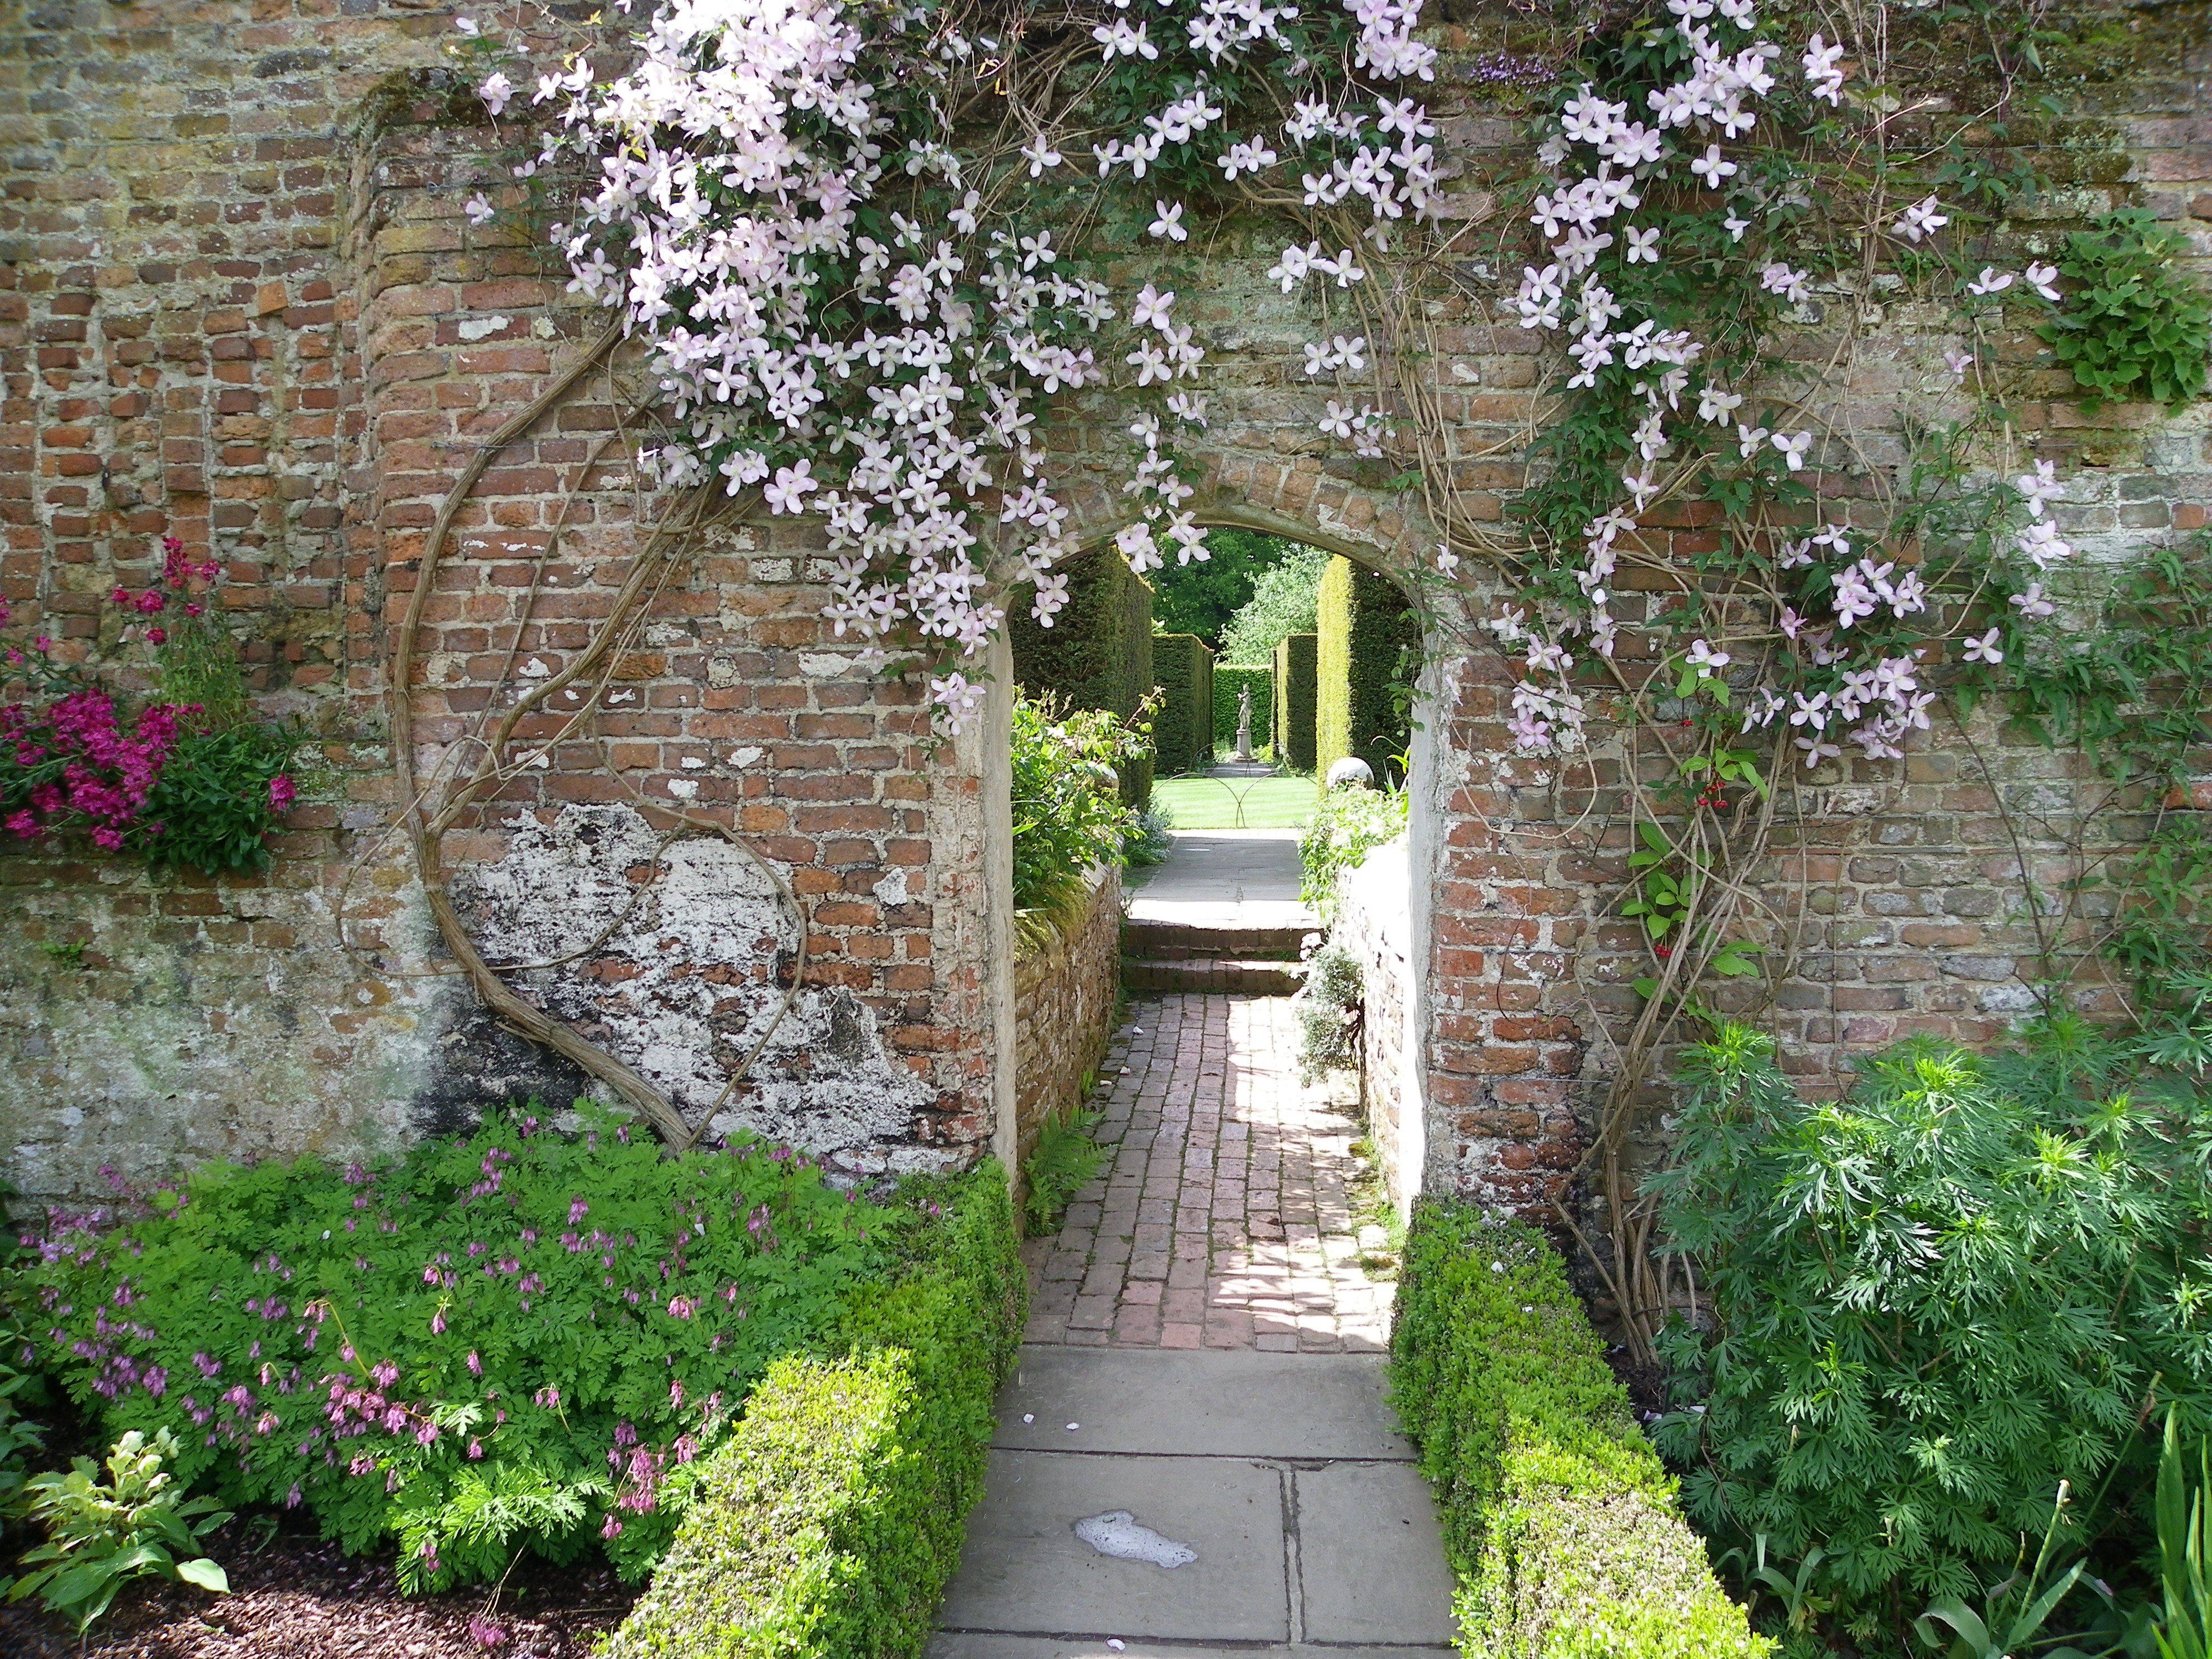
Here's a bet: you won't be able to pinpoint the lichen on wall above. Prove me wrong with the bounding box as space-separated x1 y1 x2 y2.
449 803 942 1175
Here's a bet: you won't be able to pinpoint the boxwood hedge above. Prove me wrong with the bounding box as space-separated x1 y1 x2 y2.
602 1163 1025 1659
1390 1202 1768 1659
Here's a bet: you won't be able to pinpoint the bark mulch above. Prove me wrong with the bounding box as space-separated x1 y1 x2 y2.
0 1513 637 1659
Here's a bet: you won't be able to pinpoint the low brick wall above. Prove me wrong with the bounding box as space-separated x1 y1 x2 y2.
1011 864 1122 1182
1331 836 1423 1219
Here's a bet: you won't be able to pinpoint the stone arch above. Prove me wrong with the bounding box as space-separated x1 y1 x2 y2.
1004 454 1568 1217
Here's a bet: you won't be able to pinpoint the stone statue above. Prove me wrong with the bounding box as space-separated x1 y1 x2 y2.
1234 684 1254 761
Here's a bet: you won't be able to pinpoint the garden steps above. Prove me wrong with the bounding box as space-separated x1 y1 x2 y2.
1120 954 1305 995
1120 918 1310 960
1119 828 1317 997
1121 918 1312 995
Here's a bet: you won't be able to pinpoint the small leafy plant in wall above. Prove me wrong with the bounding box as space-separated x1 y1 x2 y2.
2036 208 2212 411
4 1427 231 1640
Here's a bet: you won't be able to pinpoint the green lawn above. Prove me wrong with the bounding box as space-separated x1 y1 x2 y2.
1151 773 1317 830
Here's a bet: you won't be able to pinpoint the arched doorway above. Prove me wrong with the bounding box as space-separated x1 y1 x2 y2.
995 514 1441 1352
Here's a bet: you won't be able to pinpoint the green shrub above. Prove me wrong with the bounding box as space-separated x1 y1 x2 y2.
1647 1021 2212 1640
1011 695 1142 931
1213 663 1274 751
1391 1203 1768 1659
20 1109 883 1593
0 533 301 873
1314 556 1421 786
1300 786 1408 920
0 1253 46 1515
602 1166 1023 1659
1152 633 1215 775
142 721 305 874
1219 544 1328 667
1150 527 1288 645
1010 549 1155 807
1121 805 1173 868
1294 942 1362 1084
2036 208 2211 410
1273 632 1318 773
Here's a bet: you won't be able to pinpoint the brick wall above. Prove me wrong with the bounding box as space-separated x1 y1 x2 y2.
1011 864 1123 1190
0 21 1013 1195
1 2 2207 1224
1328 834 1422 1219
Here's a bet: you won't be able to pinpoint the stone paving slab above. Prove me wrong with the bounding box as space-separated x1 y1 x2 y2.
993 1348 1412 1460
1124 831 1316 931
935 1350 1453 1653
936 1451 1292 1643
1292 1463 1459 1646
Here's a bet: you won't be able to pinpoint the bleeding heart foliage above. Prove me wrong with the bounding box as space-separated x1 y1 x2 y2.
20 1108 888 1593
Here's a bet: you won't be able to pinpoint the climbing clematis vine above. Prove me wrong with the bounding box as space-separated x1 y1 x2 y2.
479 0 1438 727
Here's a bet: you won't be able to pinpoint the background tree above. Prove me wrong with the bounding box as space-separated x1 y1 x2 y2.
1148 529 1292 647
1219 545 1331 666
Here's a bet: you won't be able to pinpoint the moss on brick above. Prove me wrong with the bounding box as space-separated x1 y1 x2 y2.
1391 1203 1768 1659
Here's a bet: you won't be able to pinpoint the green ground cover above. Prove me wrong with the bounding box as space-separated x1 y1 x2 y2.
1151 773 1315 830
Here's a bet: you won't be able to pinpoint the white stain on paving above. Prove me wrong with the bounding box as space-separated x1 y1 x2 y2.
1073 1511 1197 1570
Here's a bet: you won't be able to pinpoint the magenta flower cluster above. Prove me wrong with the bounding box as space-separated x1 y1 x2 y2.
2 531 300 855
2 687 187 850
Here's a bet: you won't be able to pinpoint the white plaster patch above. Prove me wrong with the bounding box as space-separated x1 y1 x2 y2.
872 867 910 906
667 779 698 800
456 315 512 342
453 804 932 1159
799 653 854 677
729 747 765 768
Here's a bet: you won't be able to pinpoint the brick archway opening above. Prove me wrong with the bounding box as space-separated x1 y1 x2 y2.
1000 502 1467 1352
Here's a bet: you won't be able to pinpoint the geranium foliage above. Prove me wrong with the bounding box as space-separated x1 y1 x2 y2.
24 1112 885 1593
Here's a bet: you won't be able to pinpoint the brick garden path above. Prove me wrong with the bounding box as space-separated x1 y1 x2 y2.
1022 993 1393 1353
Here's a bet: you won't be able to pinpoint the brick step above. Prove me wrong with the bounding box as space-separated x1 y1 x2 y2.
1121 956 1307 995
1120 919 1311 961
